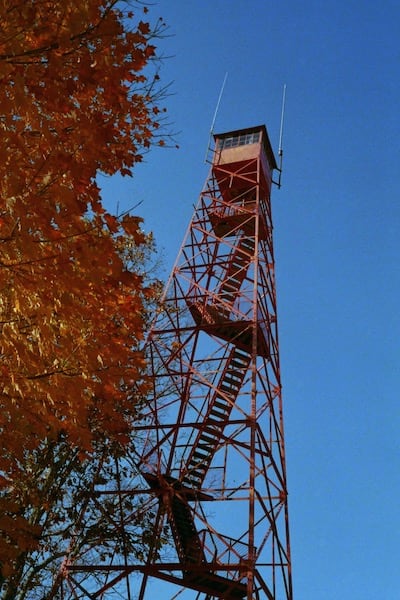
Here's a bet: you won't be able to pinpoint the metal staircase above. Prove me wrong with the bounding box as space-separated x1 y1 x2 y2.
144 230 254 596
143 472 247 599
218 235 254 315
182 346 250 488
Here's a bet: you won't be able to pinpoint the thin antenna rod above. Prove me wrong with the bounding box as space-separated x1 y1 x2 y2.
204 72 228 162
277 83 287 188
279 83 286 156
210 72 228 133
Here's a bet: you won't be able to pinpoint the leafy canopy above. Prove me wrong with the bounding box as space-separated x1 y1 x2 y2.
0 0 166 581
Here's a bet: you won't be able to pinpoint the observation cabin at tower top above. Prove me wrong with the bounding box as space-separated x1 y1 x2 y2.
212 124 278 189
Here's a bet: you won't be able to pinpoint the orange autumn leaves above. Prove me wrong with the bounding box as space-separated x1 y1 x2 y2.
0 0 164 571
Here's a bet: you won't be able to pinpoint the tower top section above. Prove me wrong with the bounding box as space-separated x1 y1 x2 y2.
213 124 277 171
213 124 277 190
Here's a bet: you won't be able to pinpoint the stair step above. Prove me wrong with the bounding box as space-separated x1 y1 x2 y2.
207 416 224 425
210 399 230 411
197 442 213 451
204 423 222 434
223 373 242 384
223 377 242 388
209 409 227 420
187 468 204 478
225 277 242 286
220 294 235 303
221 287 237 295
201 433 219 444
202 425 220 434
231 359 248 369
221 385 240 395
191 451 210 461
219 385 238 396
186 470 204 482
192 450 208 461
210 403 228 413
189 464 207 476
231 256 245 265
234 349 250 359
214 399 230 411
226 273 242 282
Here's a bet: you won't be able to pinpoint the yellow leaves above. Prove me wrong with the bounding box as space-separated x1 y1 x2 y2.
0 0 166 579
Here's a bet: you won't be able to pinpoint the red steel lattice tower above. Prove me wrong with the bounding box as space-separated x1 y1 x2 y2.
61 124 292 600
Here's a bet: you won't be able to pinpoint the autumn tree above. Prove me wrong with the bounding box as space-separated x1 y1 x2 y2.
0 0 168 593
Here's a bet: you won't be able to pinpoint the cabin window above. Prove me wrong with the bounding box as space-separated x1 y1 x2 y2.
218 131 260 150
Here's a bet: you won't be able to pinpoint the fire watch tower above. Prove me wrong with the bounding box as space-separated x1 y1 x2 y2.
136 123 292 599
61 124 292 599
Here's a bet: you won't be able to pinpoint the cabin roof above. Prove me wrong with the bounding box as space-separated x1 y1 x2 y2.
213 124 277 170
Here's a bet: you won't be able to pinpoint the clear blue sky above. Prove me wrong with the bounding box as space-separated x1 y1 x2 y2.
102 1 400 598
